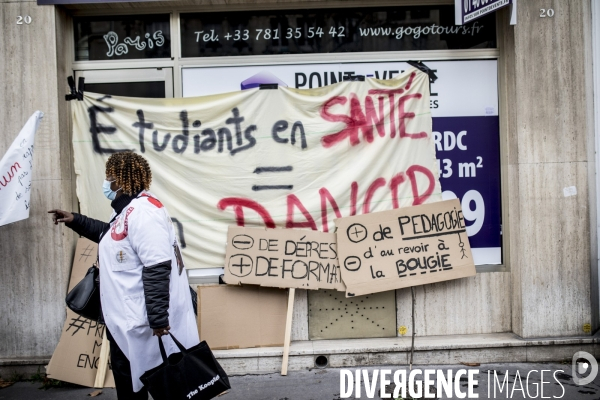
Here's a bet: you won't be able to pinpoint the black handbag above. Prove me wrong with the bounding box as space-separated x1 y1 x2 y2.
140 333 231 400
65 264 101 321
65 215 117 322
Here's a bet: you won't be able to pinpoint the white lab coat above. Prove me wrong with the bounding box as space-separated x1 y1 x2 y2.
99 191 199 392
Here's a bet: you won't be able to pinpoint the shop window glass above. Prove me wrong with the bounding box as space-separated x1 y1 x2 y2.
84 82 166 98
180 6 496 58
74 14 171 61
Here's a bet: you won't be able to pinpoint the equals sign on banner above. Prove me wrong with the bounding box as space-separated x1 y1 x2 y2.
252 166 293 191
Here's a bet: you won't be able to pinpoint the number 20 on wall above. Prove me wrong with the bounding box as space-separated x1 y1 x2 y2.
16 15 32 24
540 9 555 17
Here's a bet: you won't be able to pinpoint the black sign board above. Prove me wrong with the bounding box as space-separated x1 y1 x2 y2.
180 6 496 58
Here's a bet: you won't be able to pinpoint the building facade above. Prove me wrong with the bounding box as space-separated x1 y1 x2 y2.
0 0 598 372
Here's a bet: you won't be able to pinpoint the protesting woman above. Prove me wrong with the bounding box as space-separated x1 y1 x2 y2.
49 152 199 399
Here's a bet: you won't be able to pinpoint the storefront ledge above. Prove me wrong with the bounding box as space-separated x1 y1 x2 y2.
213 332 599 359
0 358 50 378
2 333 597 377
212 333 600 375
0 357 51 366
409 333 596 351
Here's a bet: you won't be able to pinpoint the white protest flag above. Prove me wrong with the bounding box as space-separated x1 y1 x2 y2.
0 111 44 226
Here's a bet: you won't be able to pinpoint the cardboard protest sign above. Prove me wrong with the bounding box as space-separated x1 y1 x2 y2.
224 226 345 291
46 309 115 387
335 199 476 297
197 285 288 349
67 238 98 291
71 68 441 270
47 238 115 387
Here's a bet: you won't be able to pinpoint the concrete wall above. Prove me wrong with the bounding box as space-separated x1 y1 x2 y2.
0 0 597 362
396 272 511 336
0 2 76 359
503 0 597 338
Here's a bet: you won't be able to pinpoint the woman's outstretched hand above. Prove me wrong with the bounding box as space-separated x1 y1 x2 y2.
48 209 74 225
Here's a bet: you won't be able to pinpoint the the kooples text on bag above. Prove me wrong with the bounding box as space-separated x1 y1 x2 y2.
186 375 221 399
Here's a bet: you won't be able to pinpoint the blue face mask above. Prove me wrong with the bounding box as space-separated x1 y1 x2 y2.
103 180 121 201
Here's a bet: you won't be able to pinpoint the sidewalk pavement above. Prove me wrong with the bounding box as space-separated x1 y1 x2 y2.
1 363 598 400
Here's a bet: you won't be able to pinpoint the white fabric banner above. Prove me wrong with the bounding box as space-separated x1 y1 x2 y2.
72 68 441 269
0 111 44 226
183 60 502 266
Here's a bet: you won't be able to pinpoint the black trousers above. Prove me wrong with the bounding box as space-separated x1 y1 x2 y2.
106 328 149 400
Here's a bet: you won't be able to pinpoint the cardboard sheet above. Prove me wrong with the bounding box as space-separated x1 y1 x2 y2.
335 199 476 297
224 226 345 291
47 238 115 387
197 285 288 350
46 309 115 387
67 238 98 292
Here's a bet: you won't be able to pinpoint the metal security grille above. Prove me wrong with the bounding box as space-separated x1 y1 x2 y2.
308 289 396 340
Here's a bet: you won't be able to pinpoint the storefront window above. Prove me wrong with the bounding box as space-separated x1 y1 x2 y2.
74 14 171 61
84 82 166 98
180 6 496 58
